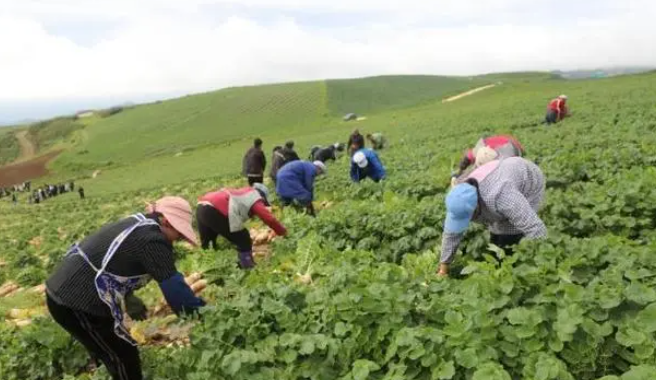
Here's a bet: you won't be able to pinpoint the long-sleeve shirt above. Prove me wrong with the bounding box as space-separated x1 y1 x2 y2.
275 161 317 204
350 148 386 182
46 214 202 316
199 188 287 236
440 157 547 264
548 98 569 118
270 151 287 180
243 147 266 176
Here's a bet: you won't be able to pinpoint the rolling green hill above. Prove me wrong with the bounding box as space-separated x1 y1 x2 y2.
52 75 499 174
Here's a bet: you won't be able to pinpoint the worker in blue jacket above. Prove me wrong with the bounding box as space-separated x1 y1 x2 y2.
276 160 327 216
351 148 386 182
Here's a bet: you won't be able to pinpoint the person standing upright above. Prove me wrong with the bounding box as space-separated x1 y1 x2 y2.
242 138 266 186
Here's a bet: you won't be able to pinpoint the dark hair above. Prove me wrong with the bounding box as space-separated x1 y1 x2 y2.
273 146 282 152
285 141 294 149
254 138 263 147
464 178 483 217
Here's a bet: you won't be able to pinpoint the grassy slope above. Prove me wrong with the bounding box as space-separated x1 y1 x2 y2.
41 75 504 192
325 75 489 116
0 127 20 165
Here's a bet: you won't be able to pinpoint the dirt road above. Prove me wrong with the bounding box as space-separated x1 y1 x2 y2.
442 83 499 103
15 131 36 160
0 150 61 187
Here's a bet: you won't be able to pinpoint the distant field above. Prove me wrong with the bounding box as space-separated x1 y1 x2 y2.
325 75 488 116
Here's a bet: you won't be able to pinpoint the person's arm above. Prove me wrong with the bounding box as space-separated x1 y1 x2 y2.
251 201 287 236
457 154 472 175
438 232 465 275
159 273 206 316
496 188 547 239
260 151 266 171
140 240 205 316
350 162 360 182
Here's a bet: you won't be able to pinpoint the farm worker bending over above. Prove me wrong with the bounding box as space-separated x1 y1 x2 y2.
456 135 524 178
45 196 205 380
196 183 287 269
311 143 345 163
545 95 569 124
242 138 266 186
347 129 365 156
276 160 327 216
270 146 286 185
438 157 547 277
351 148 386 183
366 132 387 150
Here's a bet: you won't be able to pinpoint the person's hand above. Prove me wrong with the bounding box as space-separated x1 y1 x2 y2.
268 230 277 242
437 263 449 277
125 293 148 321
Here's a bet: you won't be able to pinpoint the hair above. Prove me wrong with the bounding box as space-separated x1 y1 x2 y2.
273 146 282 152
285 141 294 149
254 138 263 147
366 133 372 138
464 178 483 218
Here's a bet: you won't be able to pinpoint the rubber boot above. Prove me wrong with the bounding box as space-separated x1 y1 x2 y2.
238 250 255 269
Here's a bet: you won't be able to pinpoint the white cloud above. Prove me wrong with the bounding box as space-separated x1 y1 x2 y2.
1 0 656 102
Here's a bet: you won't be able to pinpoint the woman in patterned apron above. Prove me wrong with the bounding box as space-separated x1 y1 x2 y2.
196 183 287 268
45 196 206 380
438 156 547 277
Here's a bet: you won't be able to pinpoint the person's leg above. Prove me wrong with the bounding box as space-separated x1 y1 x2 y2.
47 295 142 380
196 205 219 250
490 234 524 258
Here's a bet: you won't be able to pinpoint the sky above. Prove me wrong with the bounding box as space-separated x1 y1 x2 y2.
1 0 656 123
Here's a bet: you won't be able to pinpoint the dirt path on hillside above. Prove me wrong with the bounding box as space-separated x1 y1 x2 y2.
0 150 61 187
15 131 36 160
442 83 499 103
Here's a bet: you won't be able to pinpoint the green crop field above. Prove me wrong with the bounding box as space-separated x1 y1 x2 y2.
2 72 656 380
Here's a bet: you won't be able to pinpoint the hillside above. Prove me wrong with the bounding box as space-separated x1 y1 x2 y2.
2 71 656 380
49 75 497 174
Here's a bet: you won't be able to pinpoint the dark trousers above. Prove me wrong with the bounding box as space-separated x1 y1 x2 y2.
196 204 252 251
490 233 524 256
46 295 142 380
247 176 263 186
545 109 558 124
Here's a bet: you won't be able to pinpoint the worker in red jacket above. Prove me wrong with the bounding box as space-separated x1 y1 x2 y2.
545 95 569 124
455 135 525 178
196 183 287 269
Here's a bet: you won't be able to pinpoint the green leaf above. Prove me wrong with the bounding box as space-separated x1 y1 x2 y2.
616 328 647 347
535 354 561 380
596 377 620 380
352 359 380 380
299 338 315 355
636 303 656 332
455 348 479 369
598 286 622 309
472 362 511 380
621 365 656 380
431 360 455 380
335 322 349 337
625 283 656 305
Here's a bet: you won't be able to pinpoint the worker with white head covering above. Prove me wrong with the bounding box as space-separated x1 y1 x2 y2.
439 157 547 277
276 160 327 216
351 148 386 183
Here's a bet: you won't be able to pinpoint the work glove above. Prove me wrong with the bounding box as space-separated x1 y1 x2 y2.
125 292 148 321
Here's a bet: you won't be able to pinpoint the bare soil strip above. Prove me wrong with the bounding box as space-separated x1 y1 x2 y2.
442 83 498 103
